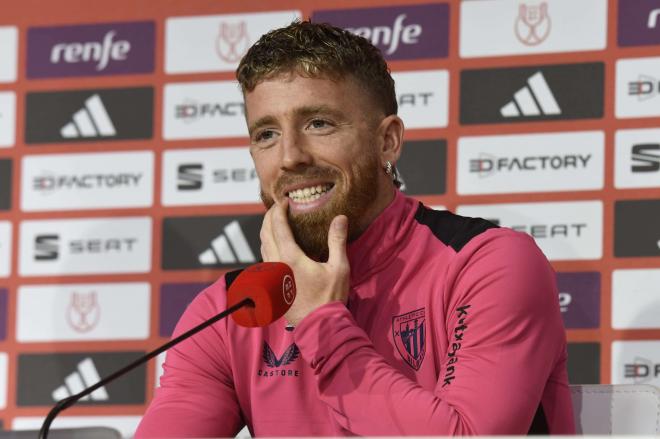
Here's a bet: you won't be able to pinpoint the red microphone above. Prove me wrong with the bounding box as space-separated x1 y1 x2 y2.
227 262 296 327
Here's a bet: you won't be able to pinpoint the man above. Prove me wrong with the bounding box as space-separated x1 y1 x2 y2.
137 21 574 437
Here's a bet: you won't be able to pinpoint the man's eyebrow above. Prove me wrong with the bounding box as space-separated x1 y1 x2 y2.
248 105 345 135
248 115 277 136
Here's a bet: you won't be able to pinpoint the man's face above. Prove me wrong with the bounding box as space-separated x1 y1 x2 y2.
244 73 391 260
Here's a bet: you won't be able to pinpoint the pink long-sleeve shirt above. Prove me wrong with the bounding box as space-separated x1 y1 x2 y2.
136 190 575 437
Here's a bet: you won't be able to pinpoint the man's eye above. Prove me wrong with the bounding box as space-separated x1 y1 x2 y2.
255 130 275 142
309 119 330 129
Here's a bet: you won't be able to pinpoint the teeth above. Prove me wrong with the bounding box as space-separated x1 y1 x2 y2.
288 184 332 203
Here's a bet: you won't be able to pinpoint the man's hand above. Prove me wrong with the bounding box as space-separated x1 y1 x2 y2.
260 201 350 326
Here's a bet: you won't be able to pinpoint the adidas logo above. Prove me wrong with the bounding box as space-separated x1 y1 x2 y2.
198 220 256 265
60 94 117 138
51 357 109 402
500 72 561 118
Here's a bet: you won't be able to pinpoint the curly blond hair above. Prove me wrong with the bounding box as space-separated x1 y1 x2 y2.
236 20 397 116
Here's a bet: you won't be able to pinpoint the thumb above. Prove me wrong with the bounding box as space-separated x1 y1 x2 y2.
327 215 348 267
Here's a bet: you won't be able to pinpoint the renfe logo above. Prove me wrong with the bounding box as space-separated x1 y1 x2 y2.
27 21 155 78
312 3 449 60
618 0 660 47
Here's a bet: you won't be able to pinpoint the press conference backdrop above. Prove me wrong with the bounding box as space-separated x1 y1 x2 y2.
0 0 659 436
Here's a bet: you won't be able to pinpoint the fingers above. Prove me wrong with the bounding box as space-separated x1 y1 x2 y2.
259 207 278 262
271 200 305 262
327 215 349 269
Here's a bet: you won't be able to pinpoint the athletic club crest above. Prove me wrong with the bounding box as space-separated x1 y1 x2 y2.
392 308 426 370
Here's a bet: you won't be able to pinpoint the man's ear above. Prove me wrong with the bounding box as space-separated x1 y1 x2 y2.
377 114 404 165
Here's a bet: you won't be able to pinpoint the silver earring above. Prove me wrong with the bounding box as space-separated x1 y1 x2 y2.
384 161 393 176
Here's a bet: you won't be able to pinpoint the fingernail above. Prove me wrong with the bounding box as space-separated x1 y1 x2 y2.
334 216 347 231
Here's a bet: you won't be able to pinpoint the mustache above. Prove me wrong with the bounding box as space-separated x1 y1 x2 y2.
273 167 340 195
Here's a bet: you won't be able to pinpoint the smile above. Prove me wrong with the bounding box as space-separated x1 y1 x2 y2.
287 184 333 204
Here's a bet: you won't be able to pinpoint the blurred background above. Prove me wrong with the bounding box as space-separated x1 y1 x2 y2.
0 0 659 436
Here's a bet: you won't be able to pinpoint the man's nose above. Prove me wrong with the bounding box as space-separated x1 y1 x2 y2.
280 131 313 170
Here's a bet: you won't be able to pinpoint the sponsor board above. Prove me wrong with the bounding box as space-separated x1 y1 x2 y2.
460 0 607 58
460 63 604 124
0 159 11 210
312 3 449 60
457 131 604 194
615 57 660 119
612 269 660 329
557 272 600 329
457 200 603 260
162 147 259 206
612 340 660 386
0 91 16 147
615 128 660 188
27 21 155 78
567 342 600 384
618 0 660 47
17 282 150 342
13 416 141 439
0 26 18 82
165 10 300 74
162 215 262 270
19 217 152 276
21 151 154 211
614 199 660 257
392 70 449 129
160 283 208 336
0 289 6 340
163 81 247 140
25 87 153 144
396 140 446 195
0 222 11 278
17 352 146 406
0 353 6 409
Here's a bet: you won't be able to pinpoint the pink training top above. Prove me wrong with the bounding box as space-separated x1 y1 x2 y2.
136 190 575 437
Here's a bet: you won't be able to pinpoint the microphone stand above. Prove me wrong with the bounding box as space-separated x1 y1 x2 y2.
39 297 255 439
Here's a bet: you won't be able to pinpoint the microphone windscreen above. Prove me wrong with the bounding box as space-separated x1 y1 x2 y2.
226 262 296 327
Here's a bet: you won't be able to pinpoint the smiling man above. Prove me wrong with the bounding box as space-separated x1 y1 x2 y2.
136 21 574 437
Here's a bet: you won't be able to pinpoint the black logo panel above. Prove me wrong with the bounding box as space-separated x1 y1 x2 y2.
397 140 446 196
25 87 153 144
460 63 604 125
162 215 263 270
567 342 600 384
0 159 11 211
615 199 660 257
17 351 146 406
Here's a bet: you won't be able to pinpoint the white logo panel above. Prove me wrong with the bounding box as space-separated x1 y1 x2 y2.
0 222 11 278
17 282 150 342
612 270 660 329
163 81 247 140
0 353 7 409
19 217 152 276
165 10 301 74
612 341 660 386
460 0 607 58
162 147 259 206
13 416 141 439
21 151 154 211
458 131 604 194
0 92 16 147
615 128 660 189
392 70 448 129
616 57 660 119
457 201 603 260
0 27 18 83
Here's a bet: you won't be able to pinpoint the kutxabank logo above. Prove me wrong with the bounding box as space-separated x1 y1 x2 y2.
312 3 449 60
17 352 146 406
162 214 262 270
25 87 153 144
27 21 155 78
460 62 604 124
